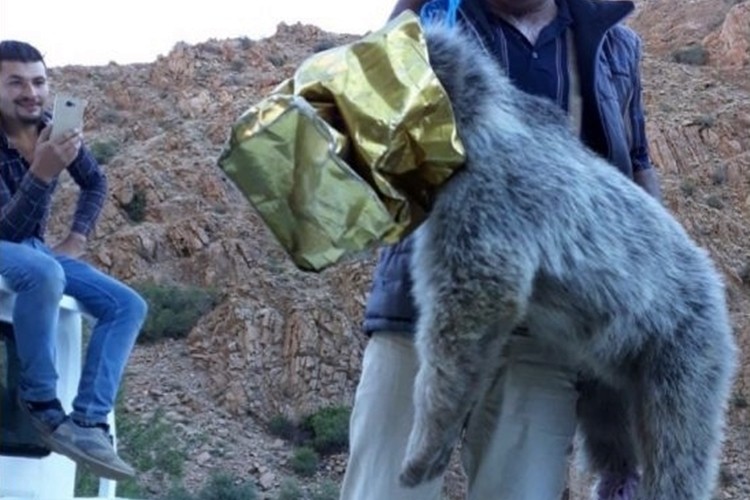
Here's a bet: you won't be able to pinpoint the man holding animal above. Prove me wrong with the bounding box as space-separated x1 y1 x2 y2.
340 0 734 499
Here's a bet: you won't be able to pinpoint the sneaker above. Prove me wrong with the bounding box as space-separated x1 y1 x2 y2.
16 394 66 435
44 419 136 481
18 395 134 481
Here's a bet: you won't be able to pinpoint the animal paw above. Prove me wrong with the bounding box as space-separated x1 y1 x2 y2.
399 435 454 487
595 472 640 500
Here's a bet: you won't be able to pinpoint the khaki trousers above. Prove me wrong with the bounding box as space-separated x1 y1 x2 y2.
340 331 578 500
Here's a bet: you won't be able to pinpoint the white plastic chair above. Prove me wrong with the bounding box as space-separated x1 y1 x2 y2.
0 276 118 499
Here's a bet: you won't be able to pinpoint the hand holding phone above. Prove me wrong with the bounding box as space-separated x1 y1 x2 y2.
29 95 86 182
50 94 86 141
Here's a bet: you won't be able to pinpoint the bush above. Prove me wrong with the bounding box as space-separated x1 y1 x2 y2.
313 40 337 53
290 446 319 477
158 473 257 500
733 391 748 409
276 477 304 500
89 139 120 165
197 473 257 500
269 406 350 455
122 188 147 223
159 486 195 500
304 405 350 455
267 54 287 67
671 44 708 66
238 37 254 50
706 195 724 210
118 408 187 476
134 282 219 343
679 178 697 198
310 479 339 500
77 404 181 497
268 414 300 442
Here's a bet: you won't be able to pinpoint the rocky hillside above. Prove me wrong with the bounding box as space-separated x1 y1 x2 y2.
44 1 749 498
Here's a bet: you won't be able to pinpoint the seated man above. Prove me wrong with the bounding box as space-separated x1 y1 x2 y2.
0 40 147 481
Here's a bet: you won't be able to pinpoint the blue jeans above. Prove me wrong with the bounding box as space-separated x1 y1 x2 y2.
0 237 147 425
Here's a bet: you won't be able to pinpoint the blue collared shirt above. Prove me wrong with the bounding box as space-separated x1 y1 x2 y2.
0 120 107 242
490 0 573 111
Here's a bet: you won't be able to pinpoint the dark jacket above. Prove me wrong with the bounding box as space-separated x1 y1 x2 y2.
363 0 653 335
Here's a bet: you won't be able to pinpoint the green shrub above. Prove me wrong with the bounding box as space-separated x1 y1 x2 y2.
671 44 708 66
304 405 350 455
76 469 145 498
74 469 99 497
267 54 287 67
269 406 350 454
118 408 187 475
89 139 120 165
679 178 697 198
706 195 724 210
76 404 179 497
313 40 337 53
268 414 300 442
159 485 196 500
134 282 219 343
290 446 319 477
122 188 147 223
310 479 339 500
733 391 748 409
197 473 257 500
276 477 304 500
157 473 257 500
238 37 254 50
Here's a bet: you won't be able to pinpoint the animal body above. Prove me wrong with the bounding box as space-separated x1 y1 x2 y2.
400 21 738 500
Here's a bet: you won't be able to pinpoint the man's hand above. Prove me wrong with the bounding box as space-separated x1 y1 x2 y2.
29 126 82 183
633 168 662 203
52 232 87 258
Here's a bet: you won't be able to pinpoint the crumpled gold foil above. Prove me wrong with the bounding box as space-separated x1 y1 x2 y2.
218 11 465 271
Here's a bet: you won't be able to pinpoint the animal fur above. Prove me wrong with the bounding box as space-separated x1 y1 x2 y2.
400 21 738 500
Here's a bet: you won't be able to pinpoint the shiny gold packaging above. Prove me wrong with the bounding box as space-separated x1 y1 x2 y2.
219 11 465 271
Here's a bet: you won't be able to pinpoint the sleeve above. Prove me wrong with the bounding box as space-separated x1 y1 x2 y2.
0 167 54 242
627 35 653 172
66 144 108 236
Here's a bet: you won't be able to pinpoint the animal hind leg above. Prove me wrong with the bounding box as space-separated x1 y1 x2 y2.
399 281 526 487
633 337 734 500
576 378 640 500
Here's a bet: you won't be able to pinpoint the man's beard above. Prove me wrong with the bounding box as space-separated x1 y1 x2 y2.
13 100 45 126
18 114 43 126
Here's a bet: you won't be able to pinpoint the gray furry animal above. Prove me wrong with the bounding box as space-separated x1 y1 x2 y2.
400 21 738 500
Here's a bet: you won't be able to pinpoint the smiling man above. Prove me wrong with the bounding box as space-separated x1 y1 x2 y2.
0 40 147 481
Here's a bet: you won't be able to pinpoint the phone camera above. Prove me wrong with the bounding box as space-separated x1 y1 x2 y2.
65 101 75 107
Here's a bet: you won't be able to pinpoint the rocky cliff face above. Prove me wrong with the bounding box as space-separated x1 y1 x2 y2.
44 3 749 497
47 25 369 424
704 2 750 68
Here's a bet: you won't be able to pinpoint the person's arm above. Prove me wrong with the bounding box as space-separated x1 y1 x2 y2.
0 126 79 242
56 144 107 257
389 0 430 19
628 36 662 202
0 165 53 242
633 167 661 201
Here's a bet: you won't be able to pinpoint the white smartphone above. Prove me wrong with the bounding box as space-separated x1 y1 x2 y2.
50 94 86 141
